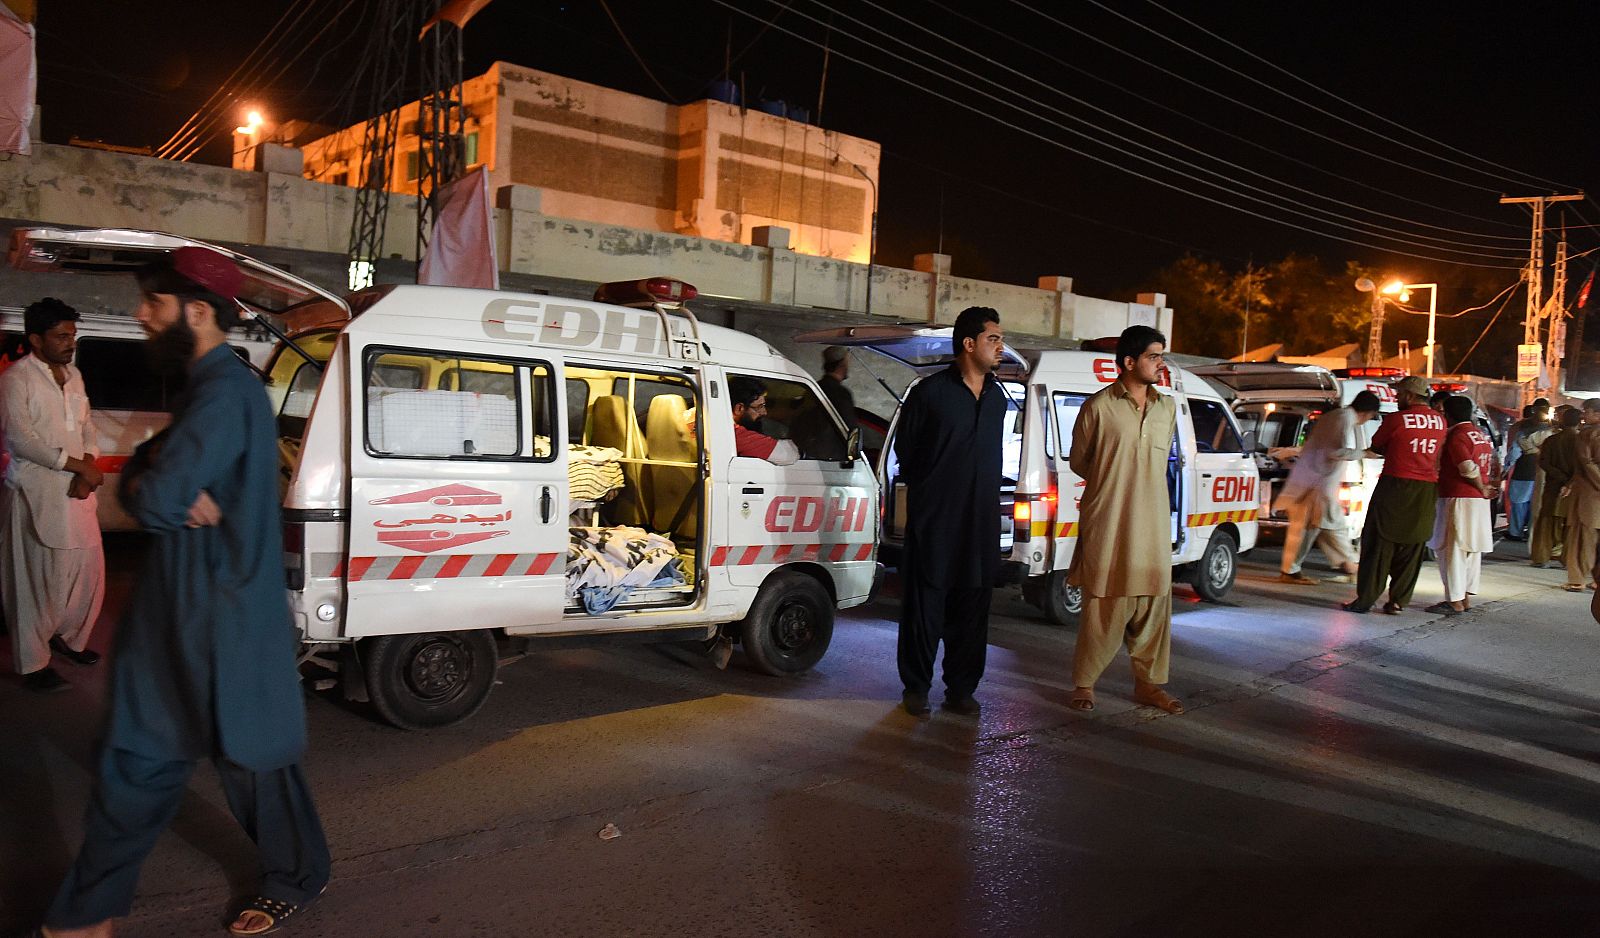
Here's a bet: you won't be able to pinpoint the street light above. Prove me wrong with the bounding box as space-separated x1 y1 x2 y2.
1388 281 1440 378
1355 278 1440 376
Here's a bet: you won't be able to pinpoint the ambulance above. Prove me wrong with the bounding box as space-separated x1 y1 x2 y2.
795 326 1261 625
0 307 277 530
10 227 877 729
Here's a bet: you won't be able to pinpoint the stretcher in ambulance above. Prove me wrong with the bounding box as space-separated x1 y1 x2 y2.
10 228 876 730
795 327 1260 624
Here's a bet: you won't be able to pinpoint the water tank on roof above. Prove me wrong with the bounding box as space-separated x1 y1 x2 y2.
706 80 740 106
758 99 787 118
787 106 811 125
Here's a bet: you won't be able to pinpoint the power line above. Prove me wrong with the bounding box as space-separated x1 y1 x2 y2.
1449 280 1521 373
722 0 1520 265
1005 0 1536 199
835 0 1525 254
598 0 679 103
916 0 1527 236
1139 0 1575 193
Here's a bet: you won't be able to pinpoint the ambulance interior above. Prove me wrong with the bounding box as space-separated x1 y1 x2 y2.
268 342 709 617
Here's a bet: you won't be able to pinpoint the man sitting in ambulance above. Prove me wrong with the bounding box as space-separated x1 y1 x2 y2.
729 376 799 466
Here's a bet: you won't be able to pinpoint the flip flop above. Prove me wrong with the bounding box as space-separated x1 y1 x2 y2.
230 887 325 936
1423 602 1461 616
1340 600 1370 614
1068 688 1095 712
1382 601 1405 615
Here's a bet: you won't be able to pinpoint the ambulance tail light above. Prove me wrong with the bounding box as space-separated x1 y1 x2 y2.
1013 492 1056 543
1337 483 1358 515
283 521 305 591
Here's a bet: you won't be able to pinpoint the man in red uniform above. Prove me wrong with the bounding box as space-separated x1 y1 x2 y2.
1343 376 1447 614
728 375 798 465
1426 395 1494 615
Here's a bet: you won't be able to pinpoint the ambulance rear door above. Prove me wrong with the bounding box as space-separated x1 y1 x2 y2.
341 335 570 638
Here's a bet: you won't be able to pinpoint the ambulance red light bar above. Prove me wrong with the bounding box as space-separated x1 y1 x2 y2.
593 277 699 308
1335 367 1405 378
1431 382 1468 392
1080 336 1121 353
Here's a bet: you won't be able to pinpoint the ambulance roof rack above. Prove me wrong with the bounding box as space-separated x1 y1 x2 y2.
593 277 705 361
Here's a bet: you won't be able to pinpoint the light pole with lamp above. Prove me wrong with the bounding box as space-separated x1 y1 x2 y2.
1386 282 1440 377
835 156 878 317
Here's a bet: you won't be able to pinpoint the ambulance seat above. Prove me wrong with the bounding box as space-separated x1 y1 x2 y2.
589 394 647 526
644 394 699 541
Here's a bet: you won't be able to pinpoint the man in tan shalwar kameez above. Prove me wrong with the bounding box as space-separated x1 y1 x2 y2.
1066 325 1183 714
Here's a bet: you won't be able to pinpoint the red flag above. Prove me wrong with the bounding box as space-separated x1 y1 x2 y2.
1577 268 1595 310
419 0 493 38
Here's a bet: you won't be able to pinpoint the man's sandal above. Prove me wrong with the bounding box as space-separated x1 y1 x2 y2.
1133 687 1185 714
1068 688 1095 712
229 892 319 936
1382 601 1405 614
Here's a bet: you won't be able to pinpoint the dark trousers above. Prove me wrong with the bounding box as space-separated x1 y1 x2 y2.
897 580 992 698
1354 527 1428 609
46 747 330 929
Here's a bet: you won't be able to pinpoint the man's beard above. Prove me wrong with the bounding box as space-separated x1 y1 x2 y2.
738 413 763 432
145 316 196 378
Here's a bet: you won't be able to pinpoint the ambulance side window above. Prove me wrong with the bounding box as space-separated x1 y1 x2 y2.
1051 392 1090 455
1189 399 1246 454
735 374 848 461
75 336 178 411
364 348 555 461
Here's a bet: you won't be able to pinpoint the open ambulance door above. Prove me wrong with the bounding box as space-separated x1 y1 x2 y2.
341 336 570 639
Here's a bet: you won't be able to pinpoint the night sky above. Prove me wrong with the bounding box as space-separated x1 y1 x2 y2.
30 0 1600 311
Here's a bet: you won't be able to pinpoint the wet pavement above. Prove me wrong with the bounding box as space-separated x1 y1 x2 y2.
4 534 1600 936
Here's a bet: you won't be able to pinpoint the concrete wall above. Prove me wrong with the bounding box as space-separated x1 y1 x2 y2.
0 142 1175 348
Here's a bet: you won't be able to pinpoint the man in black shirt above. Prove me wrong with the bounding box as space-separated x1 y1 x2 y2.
819 346 859 432
894 307 1008 717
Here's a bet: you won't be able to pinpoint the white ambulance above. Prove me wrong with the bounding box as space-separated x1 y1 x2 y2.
11 227 878 729
1 308 277 530
796 327 1261 624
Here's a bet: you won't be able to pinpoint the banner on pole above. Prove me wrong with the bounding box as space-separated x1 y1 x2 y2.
1517 344 1542 383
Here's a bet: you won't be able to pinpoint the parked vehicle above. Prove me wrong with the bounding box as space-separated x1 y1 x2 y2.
797 327 1261 624
11 227 876 729
0 307 277 530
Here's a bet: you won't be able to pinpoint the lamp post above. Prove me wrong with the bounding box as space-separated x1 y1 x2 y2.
1357 278 1439 376
844 159 877 317
1394 283 1440 378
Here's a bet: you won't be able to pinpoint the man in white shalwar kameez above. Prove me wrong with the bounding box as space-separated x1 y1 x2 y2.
1276 391 1382 585
1426 395 1494 615
1 298 106 693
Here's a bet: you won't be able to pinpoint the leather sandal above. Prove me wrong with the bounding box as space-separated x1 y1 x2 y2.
1068 688 1096 712
229 889 324 936
1133 686 1185 714
1382 601 1405 614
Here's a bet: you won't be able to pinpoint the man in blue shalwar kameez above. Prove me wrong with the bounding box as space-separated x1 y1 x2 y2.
41 248 329 938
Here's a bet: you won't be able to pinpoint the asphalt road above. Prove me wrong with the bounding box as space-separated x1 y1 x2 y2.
4 534 1600 937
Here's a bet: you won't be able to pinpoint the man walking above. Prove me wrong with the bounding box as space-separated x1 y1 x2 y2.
1343 375 1446 614
1533 407 1582 567
41 248 329 938
895 306 1007 717
1 297 105 693
1563 399 1600 593
1426 396 1494 615
1277 391 1381 585
1067 325 1183 714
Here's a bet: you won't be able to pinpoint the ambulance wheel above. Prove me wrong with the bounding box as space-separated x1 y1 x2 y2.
364 630 498 730
740 571 834 675
1192 530 1238 602
1042 570 1083 626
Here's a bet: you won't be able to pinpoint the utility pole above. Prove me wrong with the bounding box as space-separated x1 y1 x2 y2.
1548 229 1568 396
1365 284 1385 366
1501 193 1583 404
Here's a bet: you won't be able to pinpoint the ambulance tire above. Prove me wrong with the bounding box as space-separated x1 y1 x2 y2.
364 630 498 730
1042 570 1083 626
739 571 834 676
1192 530 1238 602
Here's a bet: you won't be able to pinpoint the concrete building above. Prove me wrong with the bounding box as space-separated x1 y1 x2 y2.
293 63 879 265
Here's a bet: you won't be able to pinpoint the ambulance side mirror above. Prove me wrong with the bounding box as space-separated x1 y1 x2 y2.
1239 429 1258 452
843 427 863 467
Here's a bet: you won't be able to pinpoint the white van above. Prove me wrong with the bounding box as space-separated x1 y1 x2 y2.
11 227 878 729
1 307 277 530
796 327 1261 624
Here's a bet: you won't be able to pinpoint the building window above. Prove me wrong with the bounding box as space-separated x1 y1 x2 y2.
464 131 479 166
404 151 419 182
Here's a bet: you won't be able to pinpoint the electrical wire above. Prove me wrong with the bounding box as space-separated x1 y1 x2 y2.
1390 279 1521 319
918 0 1527 235
597 0 679 103
1139 0 1577 193
1449 281 1521 373
154 0 322 158
167 0 364 163
723 0 1521 265
1005 0 1539 199
833 0 1525 254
